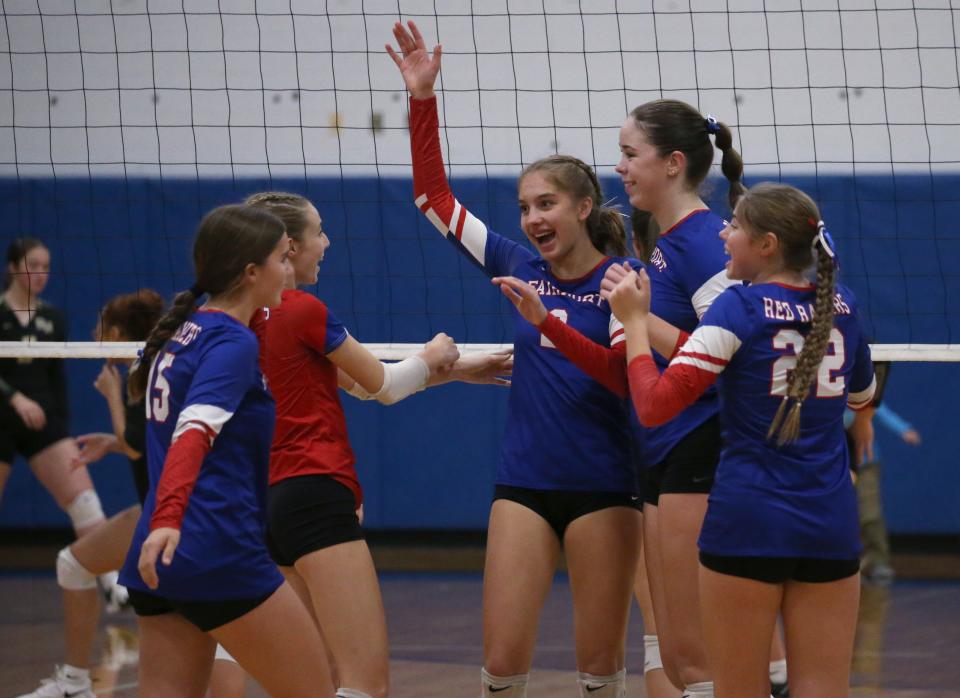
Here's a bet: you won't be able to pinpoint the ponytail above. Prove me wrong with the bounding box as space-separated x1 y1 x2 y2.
128 288 198 401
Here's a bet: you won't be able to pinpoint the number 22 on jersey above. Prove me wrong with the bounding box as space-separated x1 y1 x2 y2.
770 328 845 398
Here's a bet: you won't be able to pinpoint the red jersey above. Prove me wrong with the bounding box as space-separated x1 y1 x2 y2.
250 289 360 504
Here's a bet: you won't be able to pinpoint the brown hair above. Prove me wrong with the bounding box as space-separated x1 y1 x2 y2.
629 100 745 212
4 237 47 290
97 289 165 342
520 155 627 256
735 183 837 446
630 208 660 263
128 204 286 400
245 191 312 242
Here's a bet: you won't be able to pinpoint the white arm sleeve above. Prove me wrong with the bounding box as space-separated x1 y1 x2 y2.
344 356 431 405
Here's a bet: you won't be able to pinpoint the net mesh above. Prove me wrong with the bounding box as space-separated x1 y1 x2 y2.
1 0 958 359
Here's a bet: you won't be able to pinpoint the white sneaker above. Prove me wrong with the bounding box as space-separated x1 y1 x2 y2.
15 666 94 698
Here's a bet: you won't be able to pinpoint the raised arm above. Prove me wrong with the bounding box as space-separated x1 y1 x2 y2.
388 21 529 276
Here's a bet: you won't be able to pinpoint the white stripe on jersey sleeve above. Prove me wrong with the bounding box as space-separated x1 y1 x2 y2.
847 375 877 409
415 193 448 235
414 193 488 267
691 269 739 319
609 314 625 346
457 209 488 266
670 325 742 367
172 404 235 445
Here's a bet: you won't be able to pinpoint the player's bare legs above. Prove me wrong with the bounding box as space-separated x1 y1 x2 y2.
293 541 389 698
634 539 681 697
29 438 104 536
699 566 781 698
781 575 859 698
643 502 683 688
211 582 335 697
483 499 561 677
564 506 641 676
61 505 140 668
657 493 712 687
138 612 217 698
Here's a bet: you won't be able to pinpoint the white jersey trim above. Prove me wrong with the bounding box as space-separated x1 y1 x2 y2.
609 315 625 346
847 375 877 409
458 208 488 266
172 404 234 445
673 325 743 365
691 270 739 319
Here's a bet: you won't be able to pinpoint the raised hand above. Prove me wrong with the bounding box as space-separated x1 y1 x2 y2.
93 362 123 402
386 20 441 99
423 332 460 372
606 268 652 322
491 276 547 326
138 526 181 590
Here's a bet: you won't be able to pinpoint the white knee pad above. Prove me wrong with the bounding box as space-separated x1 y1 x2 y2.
65 489 104 530
643 634 664 672
578 669 626 697
214 644 238 663
336 690 373 698
56 546 97 590
481 668 528 697
682 680 715 698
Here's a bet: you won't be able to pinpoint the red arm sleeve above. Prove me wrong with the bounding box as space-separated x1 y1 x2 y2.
671 331 691 359
538 313 628 398
409 95 456 226
628 355 719 427
149 427 214 531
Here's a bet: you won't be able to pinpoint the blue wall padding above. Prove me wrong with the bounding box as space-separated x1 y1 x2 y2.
0 173 957 532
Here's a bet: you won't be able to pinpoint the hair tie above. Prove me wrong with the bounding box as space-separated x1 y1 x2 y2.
705 115 721 135
812 220 836 260
189 284 204 297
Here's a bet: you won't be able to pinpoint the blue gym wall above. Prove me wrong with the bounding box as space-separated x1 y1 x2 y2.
1 174 957 533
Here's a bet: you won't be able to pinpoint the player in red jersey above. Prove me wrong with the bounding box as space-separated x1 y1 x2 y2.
247 191 510 698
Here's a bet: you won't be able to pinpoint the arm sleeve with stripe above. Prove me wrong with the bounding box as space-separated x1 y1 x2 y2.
537 312 628 398
150 334 258 531
629 292 745 427
409 95 532 277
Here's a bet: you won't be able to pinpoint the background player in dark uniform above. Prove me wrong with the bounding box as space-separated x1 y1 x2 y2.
18 289 164 698
0 238 110 539
391 21 643 697
247 190 510 698
608 183 874 697
119 205 335 697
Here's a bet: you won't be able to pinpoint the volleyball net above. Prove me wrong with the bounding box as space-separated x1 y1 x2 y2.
1 1 958 361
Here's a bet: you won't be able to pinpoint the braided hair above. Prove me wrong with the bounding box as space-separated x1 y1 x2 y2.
520 155 627 256
735 183 837 446
245 192 313 242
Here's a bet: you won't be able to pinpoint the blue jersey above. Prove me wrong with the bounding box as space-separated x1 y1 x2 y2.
484 232 639 492
678 283 875 558
638 208 738 466
119 310 283 601
410 94 637 493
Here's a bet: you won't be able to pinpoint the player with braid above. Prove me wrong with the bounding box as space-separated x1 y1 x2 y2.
390 21 644 698
606 183 874 697
244 190 508 698
118 204 335 697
